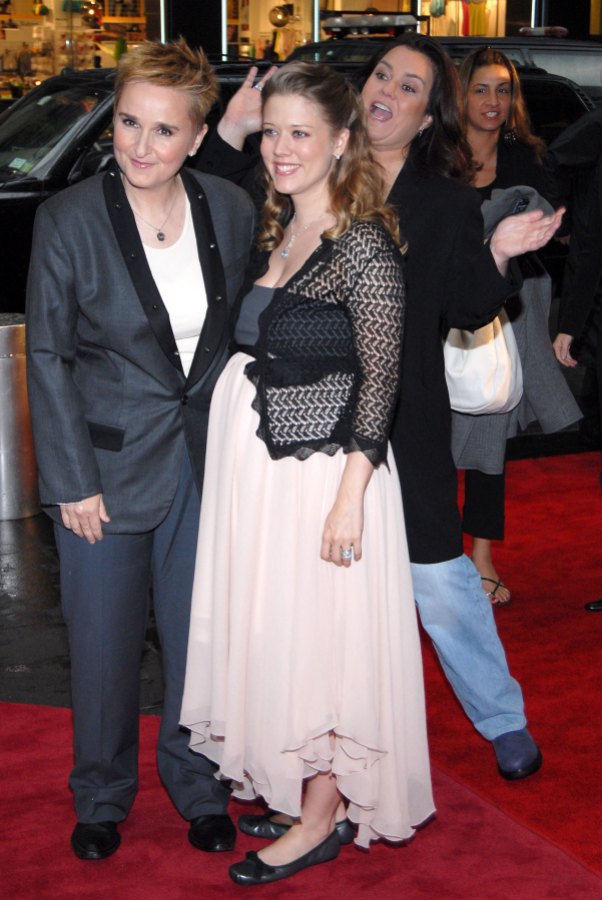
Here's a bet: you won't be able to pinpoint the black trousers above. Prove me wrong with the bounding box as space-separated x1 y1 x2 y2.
462 469 505 541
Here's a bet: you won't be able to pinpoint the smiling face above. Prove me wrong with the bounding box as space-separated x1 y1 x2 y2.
361 45 434 154
113 81 206 192
465 64 512 135
260 93 348 205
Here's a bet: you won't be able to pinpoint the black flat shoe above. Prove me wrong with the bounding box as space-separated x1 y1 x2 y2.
71 821 120 860
229 829 340 885
238 811 356 845
585 599 602 612
188 813 236 852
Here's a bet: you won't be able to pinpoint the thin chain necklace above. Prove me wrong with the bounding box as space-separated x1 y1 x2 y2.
280 212 328 258
127 181 179 243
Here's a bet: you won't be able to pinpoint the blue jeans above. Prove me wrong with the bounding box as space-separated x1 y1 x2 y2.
411 553 526 741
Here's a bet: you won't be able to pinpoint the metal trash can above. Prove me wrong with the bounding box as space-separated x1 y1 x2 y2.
0 314 40 519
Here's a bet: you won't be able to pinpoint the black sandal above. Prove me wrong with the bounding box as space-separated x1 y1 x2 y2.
481 576 512 606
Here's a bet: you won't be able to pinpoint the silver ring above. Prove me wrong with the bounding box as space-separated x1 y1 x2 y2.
340 547 353 560
253 82 263 91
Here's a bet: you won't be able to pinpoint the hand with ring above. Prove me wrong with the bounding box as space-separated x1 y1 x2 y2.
217 64 278 151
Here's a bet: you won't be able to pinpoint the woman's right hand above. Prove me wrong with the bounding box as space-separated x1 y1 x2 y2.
489 207 565 273
60 493 111 544
553 332 578 368
217 64 278 150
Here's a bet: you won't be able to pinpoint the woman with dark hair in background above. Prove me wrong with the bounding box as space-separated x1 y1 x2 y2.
181 61 434 885
452 47 581 606
196 33 563 801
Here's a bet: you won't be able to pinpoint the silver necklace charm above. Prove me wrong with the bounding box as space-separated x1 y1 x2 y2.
280 212 327 258
129 183 179 242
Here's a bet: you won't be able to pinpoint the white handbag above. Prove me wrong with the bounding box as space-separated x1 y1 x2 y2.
444 307 523 415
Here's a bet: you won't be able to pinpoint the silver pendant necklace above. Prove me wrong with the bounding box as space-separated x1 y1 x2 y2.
280 212 327 258
129 184 179 242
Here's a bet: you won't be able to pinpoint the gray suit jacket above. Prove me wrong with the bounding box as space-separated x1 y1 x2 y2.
26 165 255 532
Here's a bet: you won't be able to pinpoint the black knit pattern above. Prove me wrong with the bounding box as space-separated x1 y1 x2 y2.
245 221 405 466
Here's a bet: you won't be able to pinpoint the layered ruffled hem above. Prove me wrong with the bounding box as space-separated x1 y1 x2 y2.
181 354 435 849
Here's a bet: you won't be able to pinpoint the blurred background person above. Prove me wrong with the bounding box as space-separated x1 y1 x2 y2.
452 47 581 606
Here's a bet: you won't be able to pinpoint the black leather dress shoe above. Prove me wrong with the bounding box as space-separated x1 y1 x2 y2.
188 814 236 852
229 829 340 885
238 811 356 845
585 599 602 611
71 821 120 860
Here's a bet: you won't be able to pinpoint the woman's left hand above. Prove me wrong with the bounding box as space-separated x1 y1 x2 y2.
320 451 374 567
490 207 565 272
553 332 578 368
321 495 364 567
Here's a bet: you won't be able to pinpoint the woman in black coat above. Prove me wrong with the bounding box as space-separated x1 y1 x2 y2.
196 37 562 808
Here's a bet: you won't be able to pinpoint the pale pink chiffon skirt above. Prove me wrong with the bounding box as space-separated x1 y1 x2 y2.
180 354 435 848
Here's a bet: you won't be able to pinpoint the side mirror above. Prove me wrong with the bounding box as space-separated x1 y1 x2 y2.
67 147 114 185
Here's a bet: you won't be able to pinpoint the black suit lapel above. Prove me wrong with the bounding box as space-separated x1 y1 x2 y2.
103 165 184 375
181 169 229 388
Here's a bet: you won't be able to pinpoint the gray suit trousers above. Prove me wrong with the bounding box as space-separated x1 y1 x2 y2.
55 449 229 823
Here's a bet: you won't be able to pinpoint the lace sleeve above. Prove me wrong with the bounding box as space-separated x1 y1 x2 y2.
343 226 405 465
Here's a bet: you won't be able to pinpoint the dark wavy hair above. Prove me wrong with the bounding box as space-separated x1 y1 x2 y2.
458 47 545 156
257 61 401 250
357 32 474 183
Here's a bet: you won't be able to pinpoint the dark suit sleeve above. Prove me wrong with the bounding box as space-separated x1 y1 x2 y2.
543 109 602 211
25 202 102 505
558 159 602 338
196 129 265 211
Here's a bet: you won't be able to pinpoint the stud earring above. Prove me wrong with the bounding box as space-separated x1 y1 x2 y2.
334 154 341 160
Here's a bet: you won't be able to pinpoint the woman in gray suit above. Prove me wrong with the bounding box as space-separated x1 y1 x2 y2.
25 39 255 861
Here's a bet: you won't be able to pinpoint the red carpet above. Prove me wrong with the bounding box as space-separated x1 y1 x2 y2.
2 704 601 899
431 452 602 873
1 453 601 897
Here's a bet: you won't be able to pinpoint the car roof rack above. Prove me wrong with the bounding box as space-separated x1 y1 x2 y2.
321 13 420 38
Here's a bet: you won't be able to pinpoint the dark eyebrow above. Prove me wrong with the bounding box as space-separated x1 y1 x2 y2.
118 110 180 131
377 59 427 86
473 79 512 87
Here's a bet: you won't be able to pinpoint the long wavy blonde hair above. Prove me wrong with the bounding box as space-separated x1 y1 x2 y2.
257 62 402 250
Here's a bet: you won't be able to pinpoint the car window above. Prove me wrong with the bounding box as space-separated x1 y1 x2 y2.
529 50 602 102
520 78 591 144
0 82 113 180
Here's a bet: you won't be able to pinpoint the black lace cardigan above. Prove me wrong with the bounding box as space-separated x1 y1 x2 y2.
235 220 405 467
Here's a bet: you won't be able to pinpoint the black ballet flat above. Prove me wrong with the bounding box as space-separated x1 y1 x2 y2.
228 829 340 885
238 811 356 845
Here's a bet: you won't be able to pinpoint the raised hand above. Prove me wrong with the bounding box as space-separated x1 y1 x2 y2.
217 64 278 150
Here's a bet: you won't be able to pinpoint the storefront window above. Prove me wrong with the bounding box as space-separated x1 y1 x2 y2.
0 0 159 94
226 0 316 60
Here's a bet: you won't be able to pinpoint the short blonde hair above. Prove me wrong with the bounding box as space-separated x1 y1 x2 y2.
114 37 217 129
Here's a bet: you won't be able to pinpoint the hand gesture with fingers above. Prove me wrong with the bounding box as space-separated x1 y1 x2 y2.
218 64 278 150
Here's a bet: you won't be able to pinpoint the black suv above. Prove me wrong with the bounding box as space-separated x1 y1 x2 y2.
0 39 596 312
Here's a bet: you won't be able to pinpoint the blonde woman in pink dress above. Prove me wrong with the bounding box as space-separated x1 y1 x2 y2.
180 62 434 886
